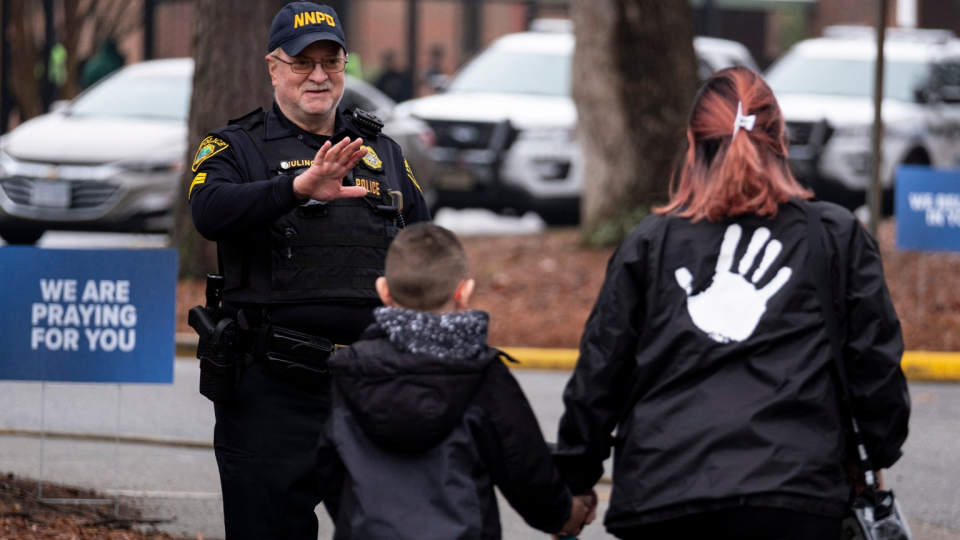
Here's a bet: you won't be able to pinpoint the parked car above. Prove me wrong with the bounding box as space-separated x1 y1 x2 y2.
0 59 190 245
764 25 960 213
0 59 434 245
393 21 759 224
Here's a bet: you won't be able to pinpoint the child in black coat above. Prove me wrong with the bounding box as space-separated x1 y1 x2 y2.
319 223 587 539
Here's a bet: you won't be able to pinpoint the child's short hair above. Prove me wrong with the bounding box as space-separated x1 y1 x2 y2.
385 223 468 311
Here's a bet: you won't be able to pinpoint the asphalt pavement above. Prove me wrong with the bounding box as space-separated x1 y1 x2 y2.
0 359 959 539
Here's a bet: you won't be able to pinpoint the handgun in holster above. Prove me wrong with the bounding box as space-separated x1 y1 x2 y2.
188 274 242 404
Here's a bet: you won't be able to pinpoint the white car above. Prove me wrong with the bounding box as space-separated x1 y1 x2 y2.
0 59 191 244
0 59 434 245
765 26 960 212
394 22 758 224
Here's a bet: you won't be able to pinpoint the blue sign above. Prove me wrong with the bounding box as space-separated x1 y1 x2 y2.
0 248 177 383
896 165 960 252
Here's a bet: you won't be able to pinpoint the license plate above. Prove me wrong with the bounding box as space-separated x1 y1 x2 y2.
437 167 475 191
31 181 71 208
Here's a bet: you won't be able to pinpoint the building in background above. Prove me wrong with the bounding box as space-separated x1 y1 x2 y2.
139 0 960 87
6 0 960 137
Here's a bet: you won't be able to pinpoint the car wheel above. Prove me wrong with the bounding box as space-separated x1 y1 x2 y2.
0 225 45 245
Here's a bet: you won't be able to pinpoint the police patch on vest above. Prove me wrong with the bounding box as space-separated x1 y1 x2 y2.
193 136 229 172
355 177 382 198
360 146 384 171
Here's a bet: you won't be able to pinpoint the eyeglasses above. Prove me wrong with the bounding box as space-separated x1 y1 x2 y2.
272 55 347 74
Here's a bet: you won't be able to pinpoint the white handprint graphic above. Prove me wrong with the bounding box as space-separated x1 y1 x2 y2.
675 224 792 343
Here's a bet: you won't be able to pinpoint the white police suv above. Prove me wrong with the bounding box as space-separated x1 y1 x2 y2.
765 26 960 213
394 21 757 224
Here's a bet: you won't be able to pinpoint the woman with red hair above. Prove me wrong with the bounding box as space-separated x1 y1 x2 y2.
554 67 910 539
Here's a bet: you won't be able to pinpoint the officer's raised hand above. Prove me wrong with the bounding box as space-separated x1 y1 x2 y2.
292 136 369 201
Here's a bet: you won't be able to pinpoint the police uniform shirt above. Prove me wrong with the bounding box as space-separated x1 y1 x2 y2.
188 103 431 340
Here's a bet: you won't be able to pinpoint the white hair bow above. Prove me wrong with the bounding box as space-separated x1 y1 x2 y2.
732 101 756 140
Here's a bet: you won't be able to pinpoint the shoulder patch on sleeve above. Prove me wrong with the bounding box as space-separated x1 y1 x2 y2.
404 159 422 193
188 172 207 200
192 136 230 172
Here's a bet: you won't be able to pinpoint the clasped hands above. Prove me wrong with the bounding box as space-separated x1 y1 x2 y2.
553 489 598 539
291 137 370 202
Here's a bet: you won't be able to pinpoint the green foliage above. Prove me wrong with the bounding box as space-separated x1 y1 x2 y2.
581 206 650 247
779 10 807 53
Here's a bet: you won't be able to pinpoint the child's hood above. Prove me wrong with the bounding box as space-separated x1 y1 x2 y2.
327 307 496 453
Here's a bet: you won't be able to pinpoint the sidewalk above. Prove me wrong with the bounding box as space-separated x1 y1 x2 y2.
2 359 960 539
0 359 621 539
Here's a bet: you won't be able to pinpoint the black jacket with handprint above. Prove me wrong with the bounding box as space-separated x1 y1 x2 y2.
554 199 910 532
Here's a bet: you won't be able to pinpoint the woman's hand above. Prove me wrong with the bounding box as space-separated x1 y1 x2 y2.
845 462 887 493
576 490 598 525
552 489 598 539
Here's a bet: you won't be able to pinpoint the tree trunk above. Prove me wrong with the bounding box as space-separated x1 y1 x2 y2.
9 0 40 121
173 0 287 279
572 0 699 244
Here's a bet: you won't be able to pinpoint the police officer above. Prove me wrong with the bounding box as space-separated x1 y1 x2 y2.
188 3 430 538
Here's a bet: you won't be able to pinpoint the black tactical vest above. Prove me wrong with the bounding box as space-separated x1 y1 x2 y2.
230 109 400 304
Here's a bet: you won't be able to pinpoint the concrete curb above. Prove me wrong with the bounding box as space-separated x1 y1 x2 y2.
901 351 960 382
175 334 960 382
0 427 212 449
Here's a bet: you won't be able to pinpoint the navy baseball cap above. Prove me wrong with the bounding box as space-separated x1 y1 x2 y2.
268 2 346 56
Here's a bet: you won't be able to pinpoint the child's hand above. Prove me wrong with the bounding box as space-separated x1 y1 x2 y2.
576 490 598 525
553 494 590 539
845 462 886 494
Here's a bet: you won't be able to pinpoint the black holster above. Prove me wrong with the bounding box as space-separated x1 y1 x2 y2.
188 301 243 404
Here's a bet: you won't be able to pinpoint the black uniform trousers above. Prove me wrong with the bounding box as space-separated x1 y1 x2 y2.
213 359 334 540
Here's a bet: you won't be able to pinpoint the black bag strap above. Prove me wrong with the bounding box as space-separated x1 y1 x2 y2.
805 201 880 491
493 348 520 364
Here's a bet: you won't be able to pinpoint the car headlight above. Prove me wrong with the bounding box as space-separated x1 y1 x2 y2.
0 149 14 178
883 123 918 140
834 124 872 139
843 152 872 176
517 128 576 143
532 158 571 180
